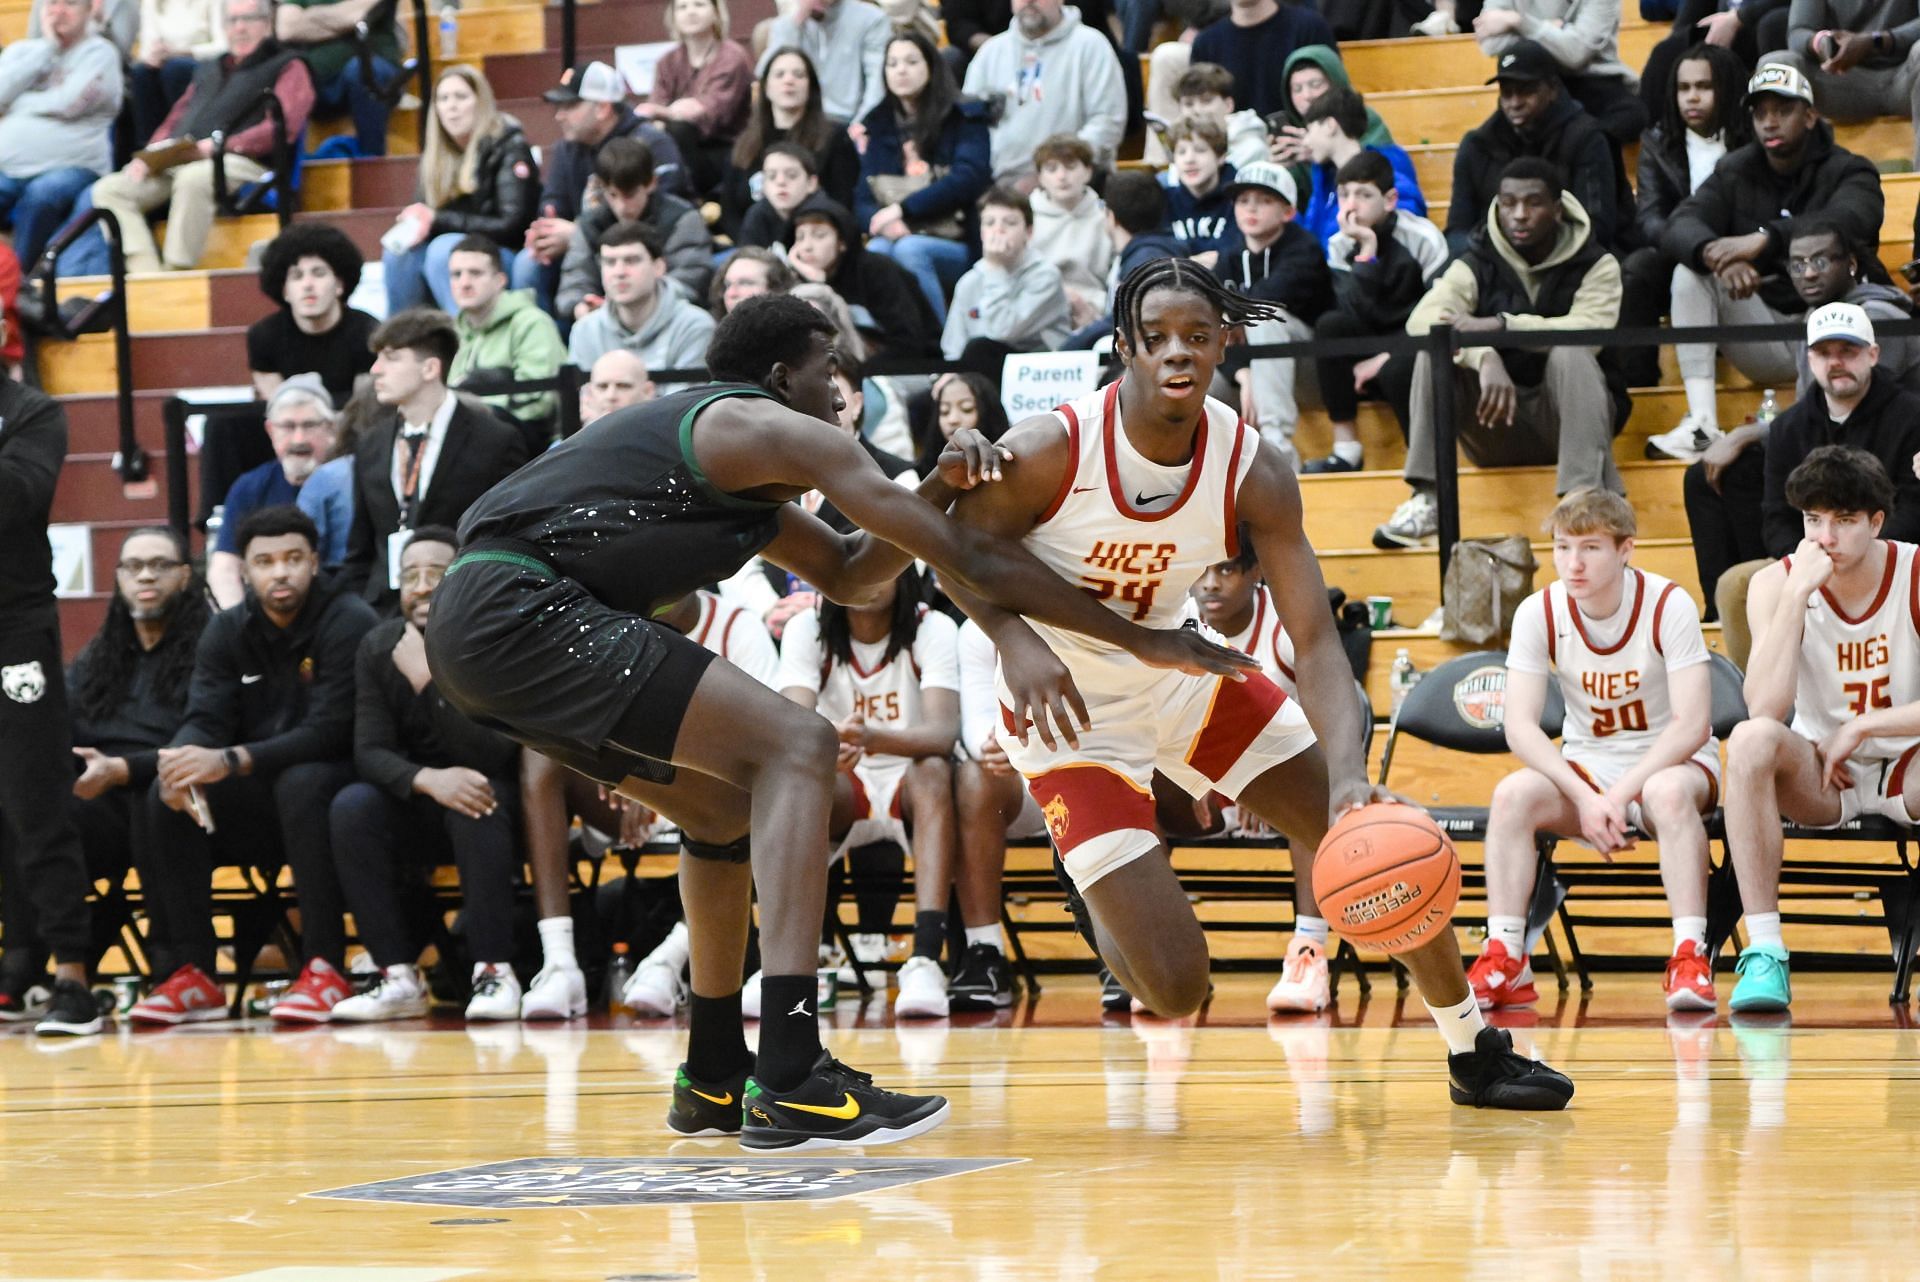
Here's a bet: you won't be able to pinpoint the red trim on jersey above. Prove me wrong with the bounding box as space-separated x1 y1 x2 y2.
1568 569 1645 657
845 767 873 822
1101 380 1210 522
1650 581 1679 656
1691 758 1720 811
1887 741 1920 804
1026 765 1156 852
717 609 741 660
1234 592 1266 657
1568 760 1602 795
1221 420 1247 557
1543 590 1558 666
691 593 717 648
1036 402 1082 525
1820 540 1898 624
1908 543 1920 633
1184 672 1288 782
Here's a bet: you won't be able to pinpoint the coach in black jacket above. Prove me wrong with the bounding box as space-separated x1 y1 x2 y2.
147 506 376 990
1447 42 1631 256
344 310 531 611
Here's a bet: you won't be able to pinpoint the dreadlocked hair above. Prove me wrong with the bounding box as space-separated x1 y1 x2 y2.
818 565 926 680
1112 257 1288 350
71 528 212 724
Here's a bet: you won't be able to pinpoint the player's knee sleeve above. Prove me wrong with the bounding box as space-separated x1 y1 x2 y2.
682 834 751 864
1028 766 1159 891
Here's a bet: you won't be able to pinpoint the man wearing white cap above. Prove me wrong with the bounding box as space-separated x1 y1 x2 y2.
1771 0 1920 165
1650 61 1886 465
1699 300 1920 666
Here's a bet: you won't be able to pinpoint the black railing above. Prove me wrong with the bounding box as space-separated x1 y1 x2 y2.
560 0 577 78
35 210 140 491
210 90 296 230
352 0 430 148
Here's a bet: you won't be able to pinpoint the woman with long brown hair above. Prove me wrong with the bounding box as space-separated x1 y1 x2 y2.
720 47 858 233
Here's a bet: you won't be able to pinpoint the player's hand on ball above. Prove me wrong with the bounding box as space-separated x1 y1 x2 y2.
1785 539 1835 596
1329 780 1402 824
937 428 1012 489
1000 633 1089 750
1132 626 1262 681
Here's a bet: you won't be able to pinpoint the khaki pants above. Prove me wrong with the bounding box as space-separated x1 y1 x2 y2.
1714 557 1774 671
1404 346 1622 495
89 154 267 272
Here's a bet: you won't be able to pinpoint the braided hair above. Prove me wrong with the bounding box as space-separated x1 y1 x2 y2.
819 565 926 679
71 527 211 724
1111 257 1288 353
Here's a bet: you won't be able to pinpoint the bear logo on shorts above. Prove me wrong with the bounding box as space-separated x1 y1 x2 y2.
1043 795 1071 842
2 660 45 704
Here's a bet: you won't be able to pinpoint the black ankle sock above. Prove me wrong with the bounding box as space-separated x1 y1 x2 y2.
912 910 947 961
753 974 823 1091
685 990 752 1082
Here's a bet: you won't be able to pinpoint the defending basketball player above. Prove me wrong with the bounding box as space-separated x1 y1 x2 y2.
1474 492 1721 1013
945 259 1574 1109
426 295 1258 1152
1727 446 1920 1013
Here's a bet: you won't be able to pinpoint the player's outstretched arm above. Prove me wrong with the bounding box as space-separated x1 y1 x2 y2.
1743 554 1813 721
1236 448 1376 820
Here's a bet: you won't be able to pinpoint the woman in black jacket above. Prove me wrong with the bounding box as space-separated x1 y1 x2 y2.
382 65 540 314
720 47 860 236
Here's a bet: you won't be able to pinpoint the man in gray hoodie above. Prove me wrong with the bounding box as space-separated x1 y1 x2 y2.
962 0 1127 183
941 186 1072 363
1773 0 1920 164
0 0 123 265
566 220 717 378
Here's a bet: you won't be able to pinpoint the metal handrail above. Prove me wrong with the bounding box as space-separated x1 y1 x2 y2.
34 209 141 490
559 0 577 76
211 89 296 229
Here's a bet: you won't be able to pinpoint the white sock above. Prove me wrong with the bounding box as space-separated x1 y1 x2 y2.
1293 915 1329 946
1486 915 1526 958
1331 440 1363 465
1745 912 1785 951
537 916 578 970
1426 991 1486 1054
1672 916 1708 952
964 924 1002 953
1681 376 1719 429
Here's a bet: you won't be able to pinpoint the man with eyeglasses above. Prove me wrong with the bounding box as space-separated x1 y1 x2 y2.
0 366 102 1035
2 529 210 1026
209 376 340 608
1783 216 1920 396
1682 302 1920 667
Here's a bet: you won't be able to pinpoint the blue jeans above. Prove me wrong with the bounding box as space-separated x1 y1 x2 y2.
867 234 971 324
0 166 100 267
385 232 509 313
313 55 398 158
52 186 107 276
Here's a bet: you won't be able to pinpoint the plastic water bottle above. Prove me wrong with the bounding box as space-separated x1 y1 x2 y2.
438 5 458 58
1389 647 1422 718
605 941 633 1013
1756 388 1779 426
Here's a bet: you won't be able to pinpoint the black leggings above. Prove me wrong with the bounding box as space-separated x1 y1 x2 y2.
1683 447 1768 620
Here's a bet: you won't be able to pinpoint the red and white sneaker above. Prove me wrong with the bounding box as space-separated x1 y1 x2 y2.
270 958 351 1023
1663 938 1717 1011
128 964 228 1025
1466 940 1538 1010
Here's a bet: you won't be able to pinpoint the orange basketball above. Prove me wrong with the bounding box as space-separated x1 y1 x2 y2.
1312 803 1460 955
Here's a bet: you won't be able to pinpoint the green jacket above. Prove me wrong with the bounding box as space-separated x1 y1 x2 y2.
450 288 566 432
1277 45 1394 199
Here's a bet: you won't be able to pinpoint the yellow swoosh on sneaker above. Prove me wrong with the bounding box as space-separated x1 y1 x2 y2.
688 1088 734 1106
781 1094 861 1120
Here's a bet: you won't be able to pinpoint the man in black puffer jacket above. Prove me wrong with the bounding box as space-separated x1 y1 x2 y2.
1375 157 1624 549
1652 61 1886 463
1447 41 1633 256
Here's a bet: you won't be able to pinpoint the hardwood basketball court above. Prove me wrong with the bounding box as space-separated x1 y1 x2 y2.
5 974 1917 1281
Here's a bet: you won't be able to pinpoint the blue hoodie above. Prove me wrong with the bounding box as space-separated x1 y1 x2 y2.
1162 163 1238 257
1299 144 1427 248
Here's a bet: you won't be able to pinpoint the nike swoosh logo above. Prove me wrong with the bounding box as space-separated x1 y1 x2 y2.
1071 485 1098 494
241 674 264 684
781 1094 861 1120
1135 492 1174 506
689 1088 734 1106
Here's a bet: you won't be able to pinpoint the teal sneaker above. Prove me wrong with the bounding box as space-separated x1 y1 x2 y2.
1729 943 1792 1013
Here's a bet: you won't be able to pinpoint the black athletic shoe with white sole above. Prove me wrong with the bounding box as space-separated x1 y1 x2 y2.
35 979 105 1036
740 1051 949 1151
1448 1025 1575 1110
949 943 1014 1011
669 1063 749 1136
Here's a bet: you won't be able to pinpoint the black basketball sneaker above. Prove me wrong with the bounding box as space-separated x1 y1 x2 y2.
34 979 104 1037
668 1063 750 1136
949 943 1015 1012
1448 1026 1575 1110
740 1051 949 1151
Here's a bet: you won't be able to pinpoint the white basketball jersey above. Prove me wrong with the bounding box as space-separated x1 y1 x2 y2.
777 605 961 771
1531 569 1717 772
1178 584 1297 698
687 589 780 688
1020 381 1259 690
1788 540 1920 760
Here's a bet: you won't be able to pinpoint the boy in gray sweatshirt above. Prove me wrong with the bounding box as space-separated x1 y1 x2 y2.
942 185 1073 363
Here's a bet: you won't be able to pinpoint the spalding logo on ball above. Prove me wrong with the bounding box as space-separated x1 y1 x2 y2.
1312 803 1460 955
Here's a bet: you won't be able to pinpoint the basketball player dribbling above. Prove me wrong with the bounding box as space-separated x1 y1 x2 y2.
946 259 1574 1109
425 296 1257 1151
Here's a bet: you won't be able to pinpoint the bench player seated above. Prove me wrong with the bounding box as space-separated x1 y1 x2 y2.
1179 530 1334 1014
1727 445 1920 1013
1472 491 1722 1013
777 566 961 1019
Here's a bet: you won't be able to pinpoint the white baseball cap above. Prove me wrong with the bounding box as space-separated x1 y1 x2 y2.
545 61 628 105
1223 160 1298 208
1807 301 1875 347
